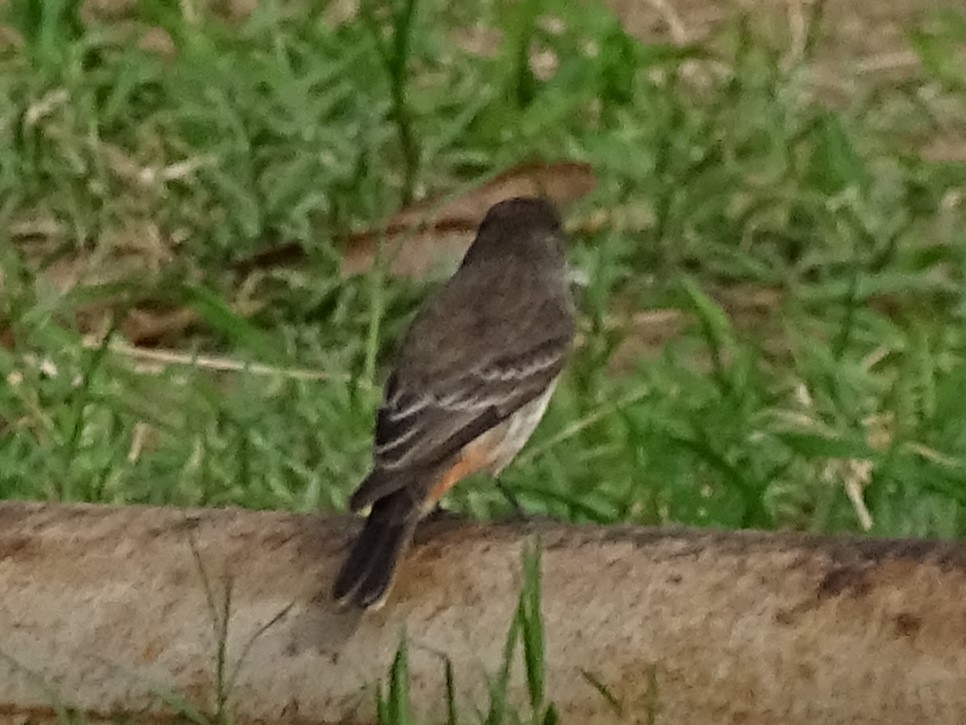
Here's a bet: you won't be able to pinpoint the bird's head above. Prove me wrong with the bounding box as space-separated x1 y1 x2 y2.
464 196 567 269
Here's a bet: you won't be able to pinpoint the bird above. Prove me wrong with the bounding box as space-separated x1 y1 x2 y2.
331 196 577 610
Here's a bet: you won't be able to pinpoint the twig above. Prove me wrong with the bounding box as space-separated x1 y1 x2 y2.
86 340 352 384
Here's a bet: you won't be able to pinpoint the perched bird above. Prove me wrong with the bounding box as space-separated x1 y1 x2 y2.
332 196 577 610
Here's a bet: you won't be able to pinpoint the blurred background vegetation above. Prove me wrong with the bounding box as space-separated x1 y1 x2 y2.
1 0 965 542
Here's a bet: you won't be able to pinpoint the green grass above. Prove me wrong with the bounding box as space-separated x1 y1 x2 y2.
2 0 966 720
375 543 561 725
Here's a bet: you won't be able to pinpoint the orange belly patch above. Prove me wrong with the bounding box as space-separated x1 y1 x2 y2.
421 378 560 513
424 435 497 510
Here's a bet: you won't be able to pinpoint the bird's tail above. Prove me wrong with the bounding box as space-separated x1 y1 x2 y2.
332 488 419 610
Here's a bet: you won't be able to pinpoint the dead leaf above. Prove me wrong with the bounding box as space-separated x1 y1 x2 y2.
390 160 596 230
237 160 597 279
340 223 474 279
604 283 787 374
115 307 203 346
341 158 596 276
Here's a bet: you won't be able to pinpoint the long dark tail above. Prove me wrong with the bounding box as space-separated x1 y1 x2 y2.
332 489 419 610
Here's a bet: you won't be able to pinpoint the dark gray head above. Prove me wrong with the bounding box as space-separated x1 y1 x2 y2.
462 196 566 267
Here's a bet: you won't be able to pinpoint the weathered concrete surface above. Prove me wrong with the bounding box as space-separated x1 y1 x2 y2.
0 500 965 724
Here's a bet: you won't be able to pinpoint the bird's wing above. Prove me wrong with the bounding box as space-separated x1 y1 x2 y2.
347 333 571 512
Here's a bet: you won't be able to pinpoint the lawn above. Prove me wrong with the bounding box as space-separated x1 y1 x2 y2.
1 0 965 720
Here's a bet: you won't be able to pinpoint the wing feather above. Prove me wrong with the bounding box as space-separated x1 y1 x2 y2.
348 335 569 509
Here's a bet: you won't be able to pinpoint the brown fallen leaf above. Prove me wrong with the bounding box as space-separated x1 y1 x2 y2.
11 237 195 346
602 282 788 374
115 307 203 347
235 160 597 279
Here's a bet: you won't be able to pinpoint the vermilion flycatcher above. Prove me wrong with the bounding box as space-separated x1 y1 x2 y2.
332 196 576 609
